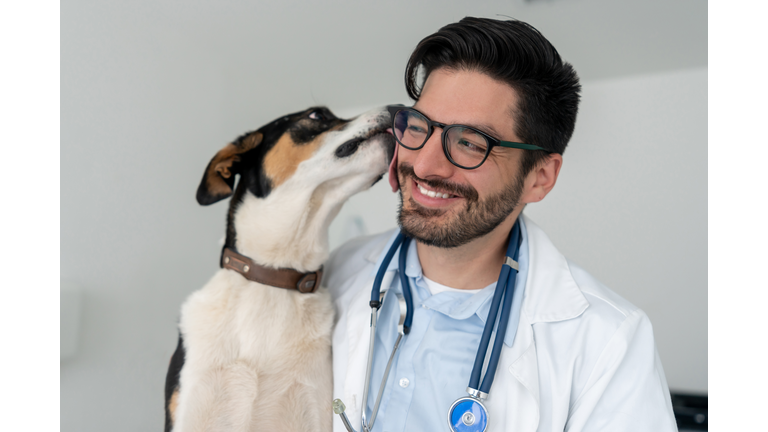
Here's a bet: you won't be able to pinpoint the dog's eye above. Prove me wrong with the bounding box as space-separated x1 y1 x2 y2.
308 110 326 121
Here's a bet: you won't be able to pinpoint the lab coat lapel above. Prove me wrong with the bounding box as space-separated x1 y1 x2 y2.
484 311 540 432
486 216 588 432
343 269 396 427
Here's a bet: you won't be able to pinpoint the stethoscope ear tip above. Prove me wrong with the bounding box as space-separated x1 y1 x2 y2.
332 399 346 415
334 398 359 432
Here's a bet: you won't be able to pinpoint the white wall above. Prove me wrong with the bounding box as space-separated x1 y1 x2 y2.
61 1 706 431
528 68 708 393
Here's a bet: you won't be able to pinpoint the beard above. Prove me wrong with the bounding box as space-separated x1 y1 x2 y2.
397 163 525 248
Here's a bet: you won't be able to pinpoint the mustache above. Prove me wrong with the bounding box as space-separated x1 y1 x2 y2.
398 163 479 202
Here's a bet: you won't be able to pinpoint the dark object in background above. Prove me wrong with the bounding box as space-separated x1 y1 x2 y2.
672 392 707 430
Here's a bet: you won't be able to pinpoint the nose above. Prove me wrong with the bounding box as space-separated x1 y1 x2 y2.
409 129 456 180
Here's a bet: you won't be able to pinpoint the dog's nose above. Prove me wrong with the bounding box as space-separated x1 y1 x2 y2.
335 138 365 158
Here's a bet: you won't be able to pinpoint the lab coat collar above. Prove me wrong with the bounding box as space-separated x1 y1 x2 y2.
519 214 588 324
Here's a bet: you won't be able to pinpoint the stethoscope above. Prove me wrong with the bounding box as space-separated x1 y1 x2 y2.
333 221 523 432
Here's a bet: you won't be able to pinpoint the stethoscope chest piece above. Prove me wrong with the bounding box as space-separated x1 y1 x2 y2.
448 396 489 432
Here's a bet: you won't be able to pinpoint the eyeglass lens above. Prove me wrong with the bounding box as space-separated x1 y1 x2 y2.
392 109 489 169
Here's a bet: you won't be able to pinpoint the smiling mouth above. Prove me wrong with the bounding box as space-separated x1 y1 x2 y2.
415 181 457 199
399 163 477 203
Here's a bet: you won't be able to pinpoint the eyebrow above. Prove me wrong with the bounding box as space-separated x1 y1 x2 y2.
472 123 503 140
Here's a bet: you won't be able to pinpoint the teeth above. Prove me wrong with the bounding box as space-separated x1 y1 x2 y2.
417 182 451 199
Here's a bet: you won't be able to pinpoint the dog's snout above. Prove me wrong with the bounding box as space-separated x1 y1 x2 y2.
335 138 364 158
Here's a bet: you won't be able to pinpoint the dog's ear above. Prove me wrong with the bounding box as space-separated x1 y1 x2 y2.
196 132 263 205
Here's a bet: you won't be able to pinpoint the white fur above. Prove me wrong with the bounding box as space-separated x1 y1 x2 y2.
172 107 392 432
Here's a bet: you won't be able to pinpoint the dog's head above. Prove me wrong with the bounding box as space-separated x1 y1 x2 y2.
197 106 395 270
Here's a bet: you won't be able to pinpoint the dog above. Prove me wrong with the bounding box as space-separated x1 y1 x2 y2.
164 106 394 432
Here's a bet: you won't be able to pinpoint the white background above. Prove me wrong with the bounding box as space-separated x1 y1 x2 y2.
4 0 719 430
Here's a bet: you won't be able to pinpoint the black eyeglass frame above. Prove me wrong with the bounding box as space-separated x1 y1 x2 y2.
387 105 548 170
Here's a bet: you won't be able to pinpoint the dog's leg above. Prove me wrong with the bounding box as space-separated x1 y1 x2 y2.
165 333 185 432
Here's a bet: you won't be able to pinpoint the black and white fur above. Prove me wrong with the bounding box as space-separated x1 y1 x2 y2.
165 106 394 432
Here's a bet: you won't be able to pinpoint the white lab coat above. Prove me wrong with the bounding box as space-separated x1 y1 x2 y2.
325 215 677 432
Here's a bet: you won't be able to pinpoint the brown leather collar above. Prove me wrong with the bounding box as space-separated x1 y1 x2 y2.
221 247 323 294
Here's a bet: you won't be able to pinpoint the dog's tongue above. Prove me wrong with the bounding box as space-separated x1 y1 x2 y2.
387 131 399 192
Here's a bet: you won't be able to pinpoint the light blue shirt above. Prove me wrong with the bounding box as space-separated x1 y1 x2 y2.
364 217 529 432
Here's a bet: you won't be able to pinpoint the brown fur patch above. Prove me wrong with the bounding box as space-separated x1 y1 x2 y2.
169 389 180 424
263 132 324 188
204 132 264 197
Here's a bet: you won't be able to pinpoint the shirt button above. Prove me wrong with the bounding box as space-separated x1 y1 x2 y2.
399 378 410 388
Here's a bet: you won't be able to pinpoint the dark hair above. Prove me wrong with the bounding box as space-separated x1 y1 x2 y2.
405 17 581 175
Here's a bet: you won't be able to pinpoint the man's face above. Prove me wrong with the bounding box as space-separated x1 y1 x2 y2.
397 68 528 248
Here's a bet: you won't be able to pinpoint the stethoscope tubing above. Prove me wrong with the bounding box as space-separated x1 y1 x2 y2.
468 260 508 391
363 232 411 432
370 232 405 306
473 222 521 393
398 235 414 332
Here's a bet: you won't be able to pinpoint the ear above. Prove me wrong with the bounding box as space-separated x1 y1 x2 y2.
388 143 400 192
196 132 263 205
521 153 563 204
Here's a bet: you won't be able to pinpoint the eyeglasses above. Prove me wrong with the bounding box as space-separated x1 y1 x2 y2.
387 105 547 170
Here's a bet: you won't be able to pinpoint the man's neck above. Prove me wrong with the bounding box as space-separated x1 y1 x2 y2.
416 209 522 290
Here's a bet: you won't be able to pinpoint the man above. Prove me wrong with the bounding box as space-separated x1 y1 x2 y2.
325 17 676 432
